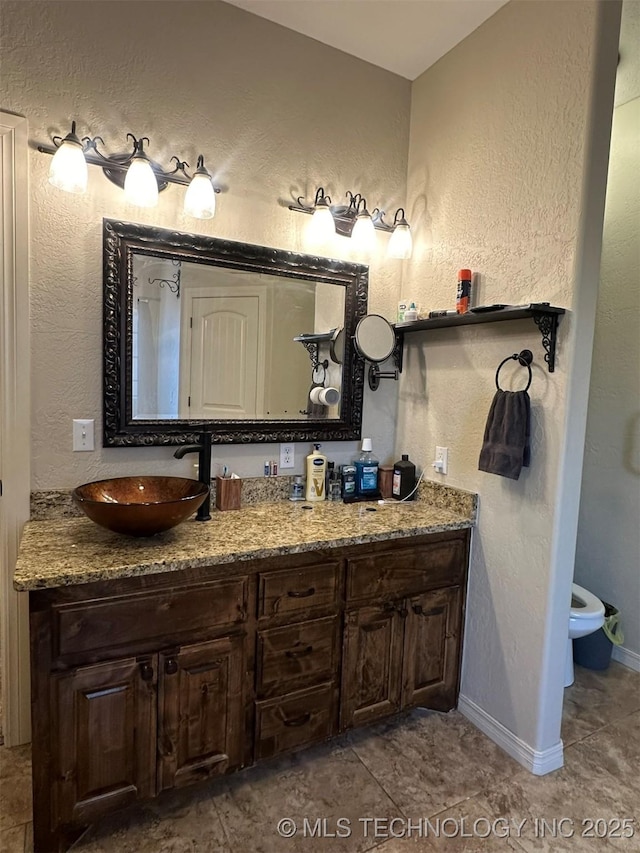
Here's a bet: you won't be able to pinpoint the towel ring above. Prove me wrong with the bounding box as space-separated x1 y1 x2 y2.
495 349 533 392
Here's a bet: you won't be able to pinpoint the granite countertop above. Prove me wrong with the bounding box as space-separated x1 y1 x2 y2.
15 484 476 591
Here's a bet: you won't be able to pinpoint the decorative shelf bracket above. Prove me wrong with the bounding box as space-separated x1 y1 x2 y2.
531 310 559 373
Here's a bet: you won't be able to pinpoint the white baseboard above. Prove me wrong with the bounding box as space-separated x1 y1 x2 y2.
612 645 640 672
458 694 564 776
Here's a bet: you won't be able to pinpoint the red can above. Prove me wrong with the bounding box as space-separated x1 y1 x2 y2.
456 269 472 314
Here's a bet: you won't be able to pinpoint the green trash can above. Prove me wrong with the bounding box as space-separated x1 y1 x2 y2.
573 602 624 670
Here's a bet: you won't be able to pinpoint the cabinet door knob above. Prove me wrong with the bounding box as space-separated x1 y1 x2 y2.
139 661 154 682
287 587 315 598
412 603 423 615
164 657 179 675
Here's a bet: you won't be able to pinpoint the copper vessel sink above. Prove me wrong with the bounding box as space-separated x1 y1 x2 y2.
72 476 210 537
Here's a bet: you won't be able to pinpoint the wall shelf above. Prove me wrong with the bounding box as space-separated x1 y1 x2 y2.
394 303 566 372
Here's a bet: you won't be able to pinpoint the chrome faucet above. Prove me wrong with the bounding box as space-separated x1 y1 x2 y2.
173 431 212 521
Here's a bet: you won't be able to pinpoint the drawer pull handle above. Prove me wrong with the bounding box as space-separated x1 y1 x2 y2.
363 622 387 632
283 712 311 727
285 645 313 659
139 661 154 682
164 658 179 675
287 587 315 599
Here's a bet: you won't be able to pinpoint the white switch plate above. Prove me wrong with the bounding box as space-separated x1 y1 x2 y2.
435 446 448 474
280 443 295 469
73 419 95 451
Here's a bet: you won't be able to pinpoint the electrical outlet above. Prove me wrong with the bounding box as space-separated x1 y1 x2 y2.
280 443 295 469
73 419 95 451
434 445 448 474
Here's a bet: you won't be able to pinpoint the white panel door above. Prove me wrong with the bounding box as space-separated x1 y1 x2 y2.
189 295 261 418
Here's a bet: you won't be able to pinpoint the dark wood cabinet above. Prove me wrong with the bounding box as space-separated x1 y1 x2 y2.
53 656 157 826
401 586 463 712
29 529 469 852
158 636 245 791
340 604 404 728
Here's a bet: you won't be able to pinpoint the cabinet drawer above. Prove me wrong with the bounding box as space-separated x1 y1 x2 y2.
346 539 465 602
257 616 338 696
258 563 339 621
255 683 334 760
54 577 248 658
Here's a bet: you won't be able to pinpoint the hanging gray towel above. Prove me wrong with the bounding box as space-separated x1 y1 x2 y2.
478 390 531 480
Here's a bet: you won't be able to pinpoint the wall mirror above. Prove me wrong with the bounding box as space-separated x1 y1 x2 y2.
103 219 368 446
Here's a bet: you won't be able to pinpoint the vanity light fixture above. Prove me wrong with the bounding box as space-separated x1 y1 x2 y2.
289 188 412 257
387 208 413 260
350 197 377 254
38 121 221 218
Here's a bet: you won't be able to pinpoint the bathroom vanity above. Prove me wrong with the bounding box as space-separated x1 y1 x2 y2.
16 494 474 852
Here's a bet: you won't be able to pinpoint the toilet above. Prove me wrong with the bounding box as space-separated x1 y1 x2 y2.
566 583 605 687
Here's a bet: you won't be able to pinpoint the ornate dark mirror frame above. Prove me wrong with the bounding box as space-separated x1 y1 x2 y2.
103 219 367 446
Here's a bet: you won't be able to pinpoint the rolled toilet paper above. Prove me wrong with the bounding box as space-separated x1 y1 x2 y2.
310 386 340 406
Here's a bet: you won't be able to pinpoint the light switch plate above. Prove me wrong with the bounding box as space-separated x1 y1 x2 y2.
73 419 95 451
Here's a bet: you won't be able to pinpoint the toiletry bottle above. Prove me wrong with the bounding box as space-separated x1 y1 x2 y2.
355 438 379 496
289 475 304 501
305 443 327 501
392 454 416 501
341 464 356 499
404 301 418 321
328 468 342 502
456 269 472 314
325 461 335 497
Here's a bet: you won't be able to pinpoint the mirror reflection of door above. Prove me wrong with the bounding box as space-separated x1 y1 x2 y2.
131 253 345 422
181 289 265 419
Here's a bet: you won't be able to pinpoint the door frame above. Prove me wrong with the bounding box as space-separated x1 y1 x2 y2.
0 111 31 745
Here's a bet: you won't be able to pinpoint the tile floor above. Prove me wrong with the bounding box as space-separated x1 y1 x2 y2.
1 662 638 853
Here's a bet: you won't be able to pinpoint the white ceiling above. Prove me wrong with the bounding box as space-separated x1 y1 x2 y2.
226 0 508 80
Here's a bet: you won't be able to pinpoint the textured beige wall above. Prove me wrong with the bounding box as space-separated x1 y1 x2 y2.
0 0 410 487
400 0 617 750
576 96 640 657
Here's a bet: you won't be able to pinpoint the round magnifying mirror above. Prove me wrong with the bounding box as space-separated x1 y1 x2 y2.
329 327 345 365
354 314 395 363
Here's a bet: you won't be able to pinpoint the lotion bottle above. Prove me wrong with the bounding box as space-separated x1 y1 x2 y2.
305 443 327 501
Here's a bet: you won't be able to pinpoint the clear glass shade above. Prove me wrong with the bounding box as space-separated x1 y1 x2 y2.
48 140 88 194
124 156 159 207
307 204 335 244
184 173 216 219
387 223 413 259
351 213 376 254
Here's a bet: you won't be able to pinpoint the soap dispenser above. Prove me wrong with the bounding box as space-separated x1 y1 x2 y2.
305 443 327 501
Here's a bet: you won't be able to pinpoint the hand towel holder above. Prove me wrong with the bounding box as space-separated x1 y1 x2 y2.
495 349 533 391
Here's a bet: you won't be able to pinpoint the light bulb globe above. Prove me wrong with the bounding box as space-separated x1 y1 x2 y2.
307 204 335 244
387 223 413 259
351 213 376 254
184 172 216 219
48 139 87 194
124 156 158 207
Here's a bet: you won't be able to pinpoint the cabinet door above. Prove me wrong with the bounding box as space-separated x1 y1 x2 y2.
402 586 463 712
340 605 403 730
158 635 245 790
54 656 157 826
